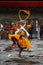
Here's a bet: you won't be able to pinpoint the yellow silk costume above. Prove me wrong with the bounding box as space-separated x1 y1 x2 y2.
8 33 31 49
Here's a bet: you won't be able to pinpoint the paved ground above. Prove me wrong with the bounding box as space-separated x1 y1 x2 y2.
0 39 43 65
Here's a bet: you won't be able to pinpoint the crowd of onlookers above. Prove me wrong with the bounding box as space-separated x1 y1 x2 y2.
1 20 43 40
0 21 13 39
0 21 10 39
0 20 34 40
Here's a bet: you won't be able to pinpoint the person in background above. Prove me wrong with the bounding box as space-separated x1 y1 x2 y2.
0 22 3 39
4 21 10 39
11 23 18 34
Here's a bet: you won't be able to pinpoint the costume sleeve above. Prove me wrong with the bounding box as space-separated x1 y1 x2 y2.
26 24 32 30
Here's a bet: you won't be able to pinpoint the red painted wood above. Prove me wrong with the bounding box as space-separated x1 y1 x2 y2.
0 1 43 7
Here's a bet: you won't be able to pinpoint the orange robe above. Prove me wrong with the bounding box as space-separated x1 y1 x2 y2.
8 33 31 49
